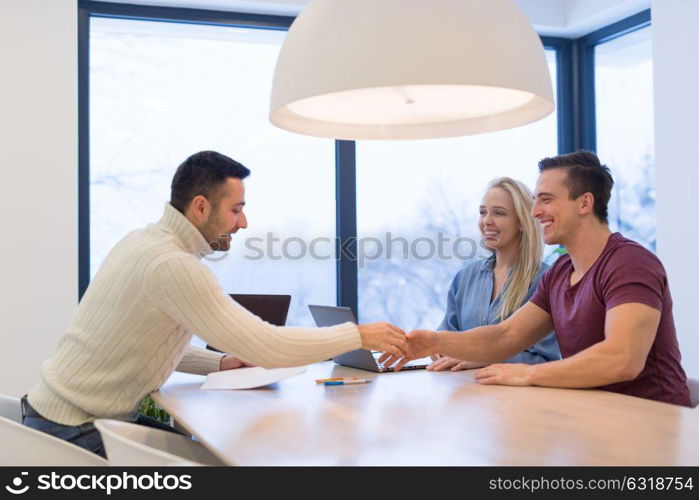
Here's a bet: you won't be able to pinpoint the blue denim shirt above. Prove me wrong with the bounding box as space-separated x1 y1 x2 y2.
438 256 560 364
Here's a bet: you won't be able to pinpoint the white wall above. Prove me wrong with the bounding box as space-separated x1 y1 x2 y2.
653 0 699 379
0 0 78 396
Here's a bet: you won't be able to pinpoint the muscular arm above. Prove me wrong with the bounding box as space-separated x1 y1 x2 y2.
476 302 659 387
438 302 554 363
384 302 553 370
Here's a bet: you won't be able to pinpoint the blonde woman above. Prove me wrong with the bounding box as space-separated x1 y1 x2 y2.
429 177 560 371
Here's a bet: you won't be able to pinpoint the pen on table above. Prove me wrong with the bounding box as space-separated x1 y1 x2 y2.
323 379 370 386
314 377 362 384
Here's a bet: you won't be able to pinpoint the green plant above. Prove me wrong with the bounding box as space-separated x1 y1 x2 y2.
139 394 171 424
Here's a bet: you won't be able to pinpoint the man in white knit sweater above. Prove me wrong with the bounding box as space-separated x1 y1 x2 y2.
23 151 407 457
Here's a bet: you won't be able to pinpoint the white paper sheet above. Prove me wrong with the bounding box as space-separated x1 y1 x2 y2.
200 366 307 390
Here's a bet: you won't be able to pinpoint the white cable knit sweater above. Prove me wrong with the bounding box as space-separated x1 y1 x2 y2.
27 203 360 425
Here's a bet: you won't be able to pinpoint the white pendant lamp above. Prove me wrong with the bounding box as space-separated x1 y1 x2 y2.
270 0 554 140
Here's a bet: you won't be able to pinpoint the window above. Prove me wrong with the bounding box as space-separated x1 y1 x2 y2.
594 26 655 250
356 52 558 329
80 2 574 329
89 17 336 327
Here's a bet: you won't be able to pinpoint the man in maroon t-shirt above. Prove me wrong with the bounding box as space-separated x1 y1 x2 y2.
382 151 691 407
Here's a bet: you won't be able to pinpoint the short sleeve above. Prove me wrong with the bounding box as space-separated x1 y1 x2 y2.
529 267 552 313
602 245 666 312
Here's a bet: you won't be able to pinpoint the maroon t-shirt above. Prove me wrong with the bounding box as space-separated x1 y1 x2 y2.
530 233 691 406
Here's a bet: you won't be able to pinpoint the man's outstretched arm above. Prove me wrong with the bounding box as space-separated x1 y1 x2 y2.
381 302 554 370
475 302 659 387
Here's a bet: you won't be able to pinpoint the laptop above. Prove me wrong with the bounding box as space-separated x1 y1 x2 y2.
308 304 431 372
206 294 291 353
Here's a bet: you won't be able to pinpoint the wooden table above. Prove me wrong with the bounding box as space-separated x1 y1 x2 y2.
152 362 699 466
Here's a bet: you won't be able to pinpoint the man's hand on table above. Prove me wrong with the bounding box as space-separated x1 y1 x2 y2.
474 363 535 386
427 356 486 372
219 355 255 371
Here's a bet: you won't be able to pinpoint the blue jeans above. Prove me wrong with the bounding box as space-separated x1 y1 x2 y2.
21 396 184 459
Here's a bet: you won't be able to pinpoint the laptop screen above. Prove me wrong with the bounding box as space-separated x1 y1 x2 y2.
206 294 291 353
230 294 291 327
308 305 356 327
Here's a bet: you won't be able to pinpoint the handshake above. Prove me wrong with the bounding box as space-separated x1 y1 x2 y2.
357 322 439 371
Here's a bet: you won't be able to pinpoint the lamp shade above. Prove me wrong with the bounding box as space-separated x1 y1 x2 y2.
270 0 554 140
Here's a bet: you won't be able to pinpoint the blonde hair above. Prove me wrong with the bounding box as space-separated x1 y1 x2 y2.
485 177 543 321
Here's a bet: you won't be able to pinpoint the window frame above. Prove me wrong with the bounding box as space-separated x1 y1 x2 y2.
576 9 652 152
580 8 654 250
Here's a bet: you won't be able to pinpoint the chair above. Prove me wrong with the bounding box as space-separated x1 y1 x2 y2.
0 416 108 465
688 377 699 408
0 394 21 422
94 419 226 466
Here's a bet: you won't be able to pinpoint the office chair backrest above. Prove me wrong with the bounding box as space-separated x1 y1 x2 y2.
687 377 699 408
94 419 226 466
0 394 21 422
0 416 108 466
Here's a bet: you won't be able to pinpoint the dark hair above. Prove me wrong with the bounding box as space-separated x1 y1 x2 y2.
170 151 250 213
538 150 614 224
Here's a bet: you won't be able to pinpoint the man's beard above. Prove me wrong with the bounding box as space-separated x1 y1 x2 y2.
202 218 231 252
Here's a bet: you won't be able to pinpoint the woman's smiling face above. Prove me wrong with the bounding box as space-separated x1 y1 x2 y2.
479 186 521 253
